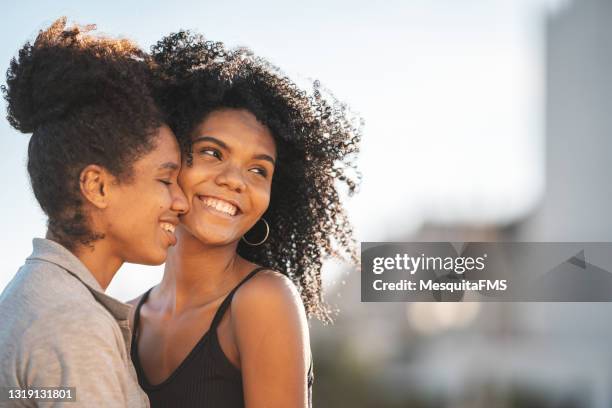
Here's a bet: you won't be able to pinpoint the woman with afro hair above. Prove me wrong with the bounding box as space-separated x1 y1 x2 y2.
130 31 361 407
0 18 188 407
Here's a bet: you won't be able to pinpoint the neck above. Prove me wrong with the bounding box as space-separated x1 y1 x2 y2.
47 231 123 291
158 226 246 313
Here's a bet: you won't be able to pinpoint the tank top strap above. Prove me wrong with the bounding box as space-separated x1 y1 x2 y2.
209 266 268 330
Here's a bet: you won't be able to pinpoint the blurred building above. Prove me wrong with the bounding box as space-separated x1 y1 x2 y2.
312 1 612 407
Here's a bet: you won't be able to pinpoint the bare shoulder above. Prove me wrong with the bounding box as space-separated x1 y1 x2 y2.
232 269 304 315
230 268 310 361
230 268 309 341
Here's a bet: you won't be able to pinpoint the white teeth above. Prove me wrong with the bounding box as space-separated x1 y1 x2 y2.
201 197 238 216
160 222 175 233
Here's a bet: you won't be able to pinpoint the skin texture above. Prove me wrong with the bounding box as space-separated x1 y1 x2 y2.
72 126 189 289
131 109 311 407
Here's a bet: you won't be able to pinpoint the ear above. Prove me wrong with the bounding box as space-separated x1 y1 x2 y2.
79 165 113 209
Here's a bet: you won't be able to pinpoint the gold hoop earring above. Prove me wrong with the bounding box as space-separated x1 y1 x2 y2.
241 218 270 246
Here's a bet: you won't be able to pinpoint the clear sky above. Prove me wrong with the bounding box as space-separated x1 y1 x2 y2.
0 0 563 300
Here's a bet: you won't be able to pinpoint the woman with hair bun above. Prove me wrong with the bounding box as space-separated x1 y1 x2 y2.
0 18 188 407
130 31 361 407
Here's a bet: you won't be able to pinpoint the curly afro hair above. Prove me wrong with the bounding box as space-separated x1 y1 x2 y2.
151 31 362 321
3 17 164 251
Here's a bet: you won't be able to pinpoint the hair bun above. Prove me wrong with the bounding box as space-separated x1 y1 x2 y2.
3 17 143 133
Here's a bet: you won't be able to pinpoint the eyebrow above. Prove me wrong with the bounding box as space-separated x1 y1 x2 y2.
193 135 228 150
158 162 180 171
193 135 276 166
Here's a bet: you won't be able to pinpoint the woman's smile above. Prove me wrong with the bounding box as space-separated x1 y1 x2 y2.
159 221 178 246
197 195 242 217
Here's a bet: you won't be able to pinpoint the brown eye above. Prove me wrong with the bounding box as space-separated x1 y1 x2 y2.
199 147 222 159
250 167 268 177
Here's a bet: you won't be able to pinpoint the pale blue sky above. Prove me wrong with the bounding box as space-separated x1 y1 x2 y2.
0 0 561 299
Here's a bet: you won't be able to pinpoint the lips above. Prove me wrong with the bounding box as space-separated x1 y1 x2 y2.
159 220 178 246
197 195 242 216
160 222 175 234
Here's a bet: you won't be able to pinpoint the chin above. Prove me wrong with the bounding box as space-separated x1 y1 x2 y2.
195 235 237 246
183 224 236 245
149 250 169 265
146 255 167 266
127 249 167 266
197 229 240 245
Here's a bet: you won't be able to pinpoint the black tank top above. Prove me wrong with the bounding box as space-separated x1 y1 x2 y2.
131 267 314 407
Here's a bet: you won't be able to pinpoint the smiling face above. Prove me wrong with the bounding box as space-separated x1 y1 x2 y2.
177 108 276 246
103 125 189 264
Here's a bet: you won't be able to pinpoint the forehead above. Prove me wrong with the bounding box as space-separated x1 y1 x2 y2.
192 109 276 156
135 125 181 169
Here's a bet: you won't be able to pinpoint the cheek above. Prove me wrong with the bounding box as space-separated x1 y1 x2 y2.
177 170 189 188
112 182 170 222
104 194 142 239
251 185 272 216
135 182 166 207
178 166 204 195
107 187 137 218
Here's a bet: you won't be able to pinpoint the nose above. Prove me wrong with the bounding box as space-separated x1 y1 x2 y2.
170 183 189 214
215 164 246 193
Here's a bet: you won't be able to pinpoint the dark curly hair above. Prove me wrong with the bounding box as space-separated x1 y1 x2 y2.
2 17 164 251
150 31 362 321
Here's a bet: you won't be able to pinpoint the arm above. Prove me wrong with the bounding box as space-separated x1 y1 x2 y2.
231 270 311 408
